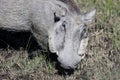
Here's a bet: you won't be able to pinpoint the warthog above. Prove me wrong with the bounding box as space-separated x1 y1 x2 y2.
0 0 96 69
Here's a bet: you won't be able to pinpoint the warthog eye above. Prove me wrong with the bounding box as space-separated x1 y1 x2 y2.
81 26 88 38
54 13 60 22
61 21 67 31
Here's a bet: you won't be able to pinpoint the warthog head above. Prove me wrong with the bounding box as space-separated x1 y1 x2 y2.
48 6 96 69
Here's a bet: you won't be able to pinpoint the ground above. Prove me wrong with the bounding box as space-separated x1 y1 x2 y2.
0 0 120 80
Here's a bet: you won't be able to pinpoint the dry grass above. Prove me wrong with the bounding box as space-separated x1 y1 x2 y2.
0 0 120 80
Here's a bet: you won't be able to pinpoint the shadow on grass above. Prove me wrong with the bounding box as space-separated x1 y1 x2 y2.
0 29 38 50
0 29 75 76
29 50 75 76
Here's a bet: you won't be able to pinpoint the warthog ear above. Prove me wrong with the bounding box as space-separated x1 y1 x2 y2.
82 9 96 23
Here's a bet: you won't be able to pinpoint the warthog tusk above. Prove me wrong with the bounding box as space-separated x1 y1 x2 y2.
56 51 59 56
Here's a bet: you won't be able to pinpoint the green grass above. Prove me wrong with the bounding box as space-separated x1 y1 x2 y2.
0 0 120 80
0 49 56 79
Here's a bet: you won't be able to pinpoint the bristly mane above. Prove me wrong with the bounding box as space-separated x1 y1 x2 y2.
59 0 80 13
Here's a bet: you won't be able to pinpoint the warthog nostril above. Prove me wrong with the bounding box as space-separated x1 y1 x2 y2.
68 65 77 69
60 64 77 69
79 53 85 59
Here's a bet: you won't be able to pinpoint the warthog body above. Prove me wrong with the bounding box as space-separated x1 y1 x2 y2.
0 0 96 69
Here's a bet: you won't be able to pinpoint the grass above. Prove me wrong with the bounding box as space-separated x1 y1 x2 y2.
0 0 120 80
